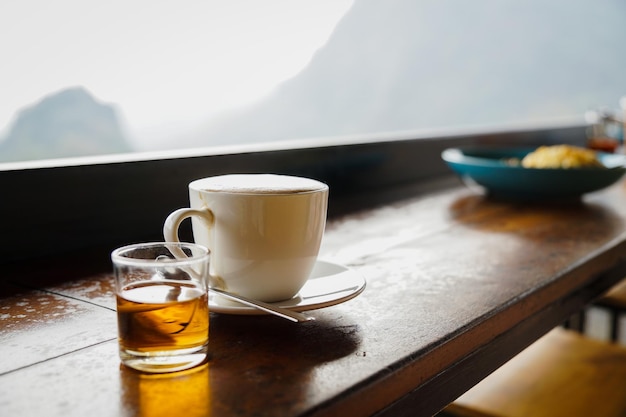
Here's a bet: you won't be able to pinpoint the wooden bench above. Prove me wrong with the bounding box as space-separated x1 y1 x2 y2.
443 328 626 417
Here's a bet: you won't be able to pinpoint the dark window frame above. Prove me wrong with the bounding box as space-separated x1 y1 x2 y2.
0 121 587 264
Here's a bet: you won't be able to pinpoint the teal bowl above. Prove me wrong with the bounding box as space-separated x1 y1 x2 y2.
441 147 626 200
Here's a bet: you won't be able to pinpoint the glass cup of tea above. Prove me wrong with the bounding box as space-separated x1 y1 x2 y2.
111 242 210 373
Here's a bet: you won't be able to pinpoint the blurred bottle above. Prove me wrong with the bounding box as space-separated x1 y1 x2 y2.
586 105 623 153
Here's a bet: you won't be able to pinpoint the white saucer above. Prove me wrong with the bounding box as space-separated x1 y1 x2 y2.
209 260 366 315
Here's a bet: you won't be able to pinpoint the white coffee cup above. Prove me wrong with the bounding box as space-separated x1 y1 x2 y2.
163 174 329 302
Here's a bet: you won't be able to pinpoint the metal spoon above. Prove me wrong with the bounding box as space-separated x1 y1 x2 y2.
156 252 313 323
209 287 314 323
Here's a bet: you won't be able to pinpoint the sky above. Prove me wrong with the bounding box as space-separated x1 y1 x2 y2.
0 0 353 149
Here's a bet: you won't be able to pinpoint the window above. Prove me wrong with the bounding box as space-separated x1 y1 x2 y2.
1 0 624 163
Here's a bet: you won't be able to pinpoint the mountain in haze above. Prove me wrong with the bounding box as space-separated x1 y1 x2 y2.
194 0 626 147
0 87 132 162
3 0 626 160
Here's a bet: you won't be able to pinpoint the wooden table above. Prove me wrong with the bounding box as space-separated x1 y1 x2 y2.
3 177 626 417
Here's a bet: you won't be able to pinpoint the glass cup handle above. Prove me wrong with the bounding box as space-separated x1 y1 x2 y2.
163 208 215 244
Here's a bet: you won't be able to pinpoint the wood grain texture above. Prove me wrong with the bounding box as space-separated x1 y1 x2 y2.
2 178 626 417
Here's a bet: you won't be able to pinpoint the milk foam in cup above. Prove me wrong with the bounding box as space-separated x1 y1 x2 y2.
164 174 329 302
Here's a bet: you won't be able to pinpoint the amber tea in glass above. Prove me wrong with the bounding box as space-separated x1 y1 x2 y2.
112 242 210 373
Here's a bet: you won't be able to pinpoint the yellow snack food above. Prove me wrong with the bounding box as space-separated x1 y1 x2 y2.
521 145 604 169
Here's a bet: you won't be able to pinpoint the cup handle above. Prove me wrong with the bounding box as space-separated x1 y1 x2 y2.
163 208 215 243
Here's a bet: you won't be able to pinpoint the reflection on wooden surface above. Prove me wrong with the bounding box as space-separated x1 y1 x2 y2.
120 364 211 417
